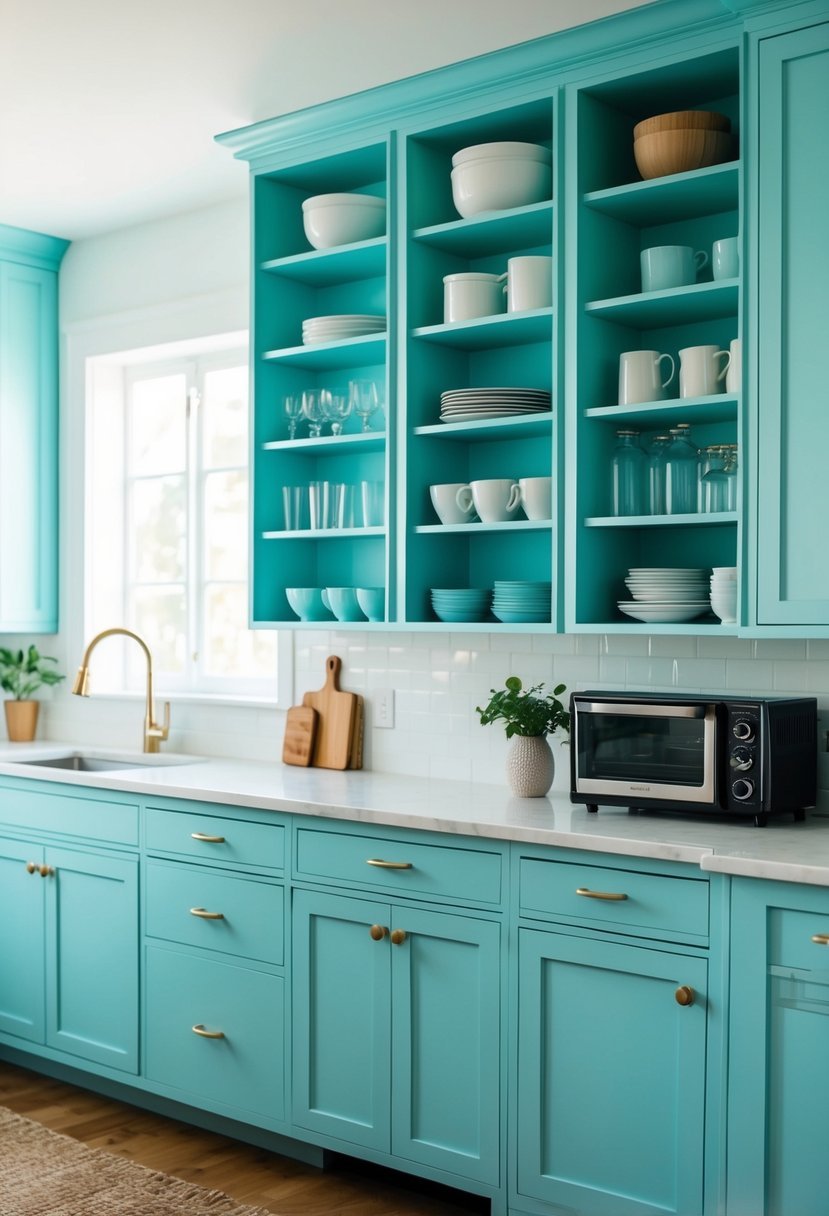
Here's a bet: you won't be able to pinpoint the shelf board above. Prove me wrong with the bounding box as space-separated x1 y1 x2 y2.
583 162 739 223
412 309 552 350
411 201 553 255
262 431 386 453
414 519 551 534
261 526 386 540
586 280 738 326
585 511 737 527
413 411 553 440
261 333 386 370
259 238 386 285
585 394 738 427
573 620 739 635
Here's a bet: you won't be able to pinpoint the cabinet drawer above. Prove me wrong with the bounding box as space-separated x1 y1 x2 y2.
146 861 284 965
769 905 829 971
295 827 502 904
144 945 285 1123
145 806 284 870
519 857 709 941
0 784 137 846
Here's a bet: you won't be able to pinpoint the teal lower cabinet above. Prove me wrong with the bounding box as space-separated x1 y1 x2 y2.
727 878 829 1216
292 887 502 1193
0 832 138 1073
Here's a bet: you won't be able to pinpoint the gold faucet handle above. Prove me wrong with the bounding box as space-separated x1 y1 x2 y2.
145 702 171 751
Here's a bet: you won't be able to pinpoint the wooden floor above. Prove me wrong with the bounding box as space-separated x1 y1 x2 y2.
0 1061 488 1216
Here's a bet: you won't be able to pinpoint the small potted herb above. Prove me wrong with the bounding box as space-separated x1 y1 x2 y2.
0 645 65 742
476 675 569 797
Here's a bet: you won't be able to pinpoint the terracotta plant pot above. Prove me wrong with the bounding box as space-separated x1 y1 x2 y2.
4 700 39 742
506 733 555 798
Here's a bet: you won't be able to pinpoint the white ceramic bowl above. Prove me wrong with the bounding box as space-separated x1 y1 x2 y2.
451 157 552 218
451 141 551 168
302 192 386 250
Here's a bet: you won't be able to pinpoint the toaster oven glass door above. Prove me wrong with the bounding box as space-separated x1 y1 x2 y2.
574 701 716 803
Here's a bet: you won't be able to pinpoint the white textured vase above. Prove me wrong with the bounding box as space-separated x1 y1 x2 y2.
506 733 555 798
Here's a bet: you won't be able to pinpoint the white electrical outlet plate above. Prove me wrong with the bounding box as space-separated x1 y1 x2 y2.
375 688 395 729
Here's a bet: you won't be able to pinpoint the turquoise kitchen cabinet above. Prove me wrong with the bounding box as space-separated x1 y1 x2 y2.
750 18 829 630
0 225 68 633
727 877 829 1216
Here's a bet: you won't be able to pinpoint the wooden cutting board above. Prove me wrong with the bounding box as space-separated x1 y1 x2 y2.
302 656 358 770
282 705 318 767
349 694 364 770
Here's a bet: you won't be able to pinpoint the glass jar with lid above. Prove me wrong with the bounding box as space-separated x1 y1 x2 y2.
647 434 670 515
665 424 699 514
611 429 646 516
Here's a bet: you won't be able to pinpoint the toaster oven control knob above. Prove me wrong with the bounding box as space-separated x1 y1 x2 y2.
733 778 755 801
730 747 753 772
732 719 755 742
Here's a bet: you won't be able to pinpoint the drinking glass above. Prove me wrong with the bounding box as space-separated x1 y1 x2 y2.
283 393 303 440
350 379 380 432
320 389 352 436
361 480 384 527
302 389 324 439
282 484 308 530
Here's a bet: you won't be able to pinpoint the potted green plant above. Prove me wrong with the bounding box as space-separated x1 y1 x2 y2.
0 645 65 742
476 675 569 797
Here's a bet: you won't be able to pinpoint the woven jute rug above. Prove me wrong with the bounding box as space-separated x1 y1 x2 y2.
0 1105 273 1216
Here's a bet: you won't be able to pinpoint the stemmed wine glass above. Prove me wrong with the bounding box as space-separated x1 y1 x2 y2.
283 393 303 440
301 389 324 439
320 389 352 436
349 379 380 433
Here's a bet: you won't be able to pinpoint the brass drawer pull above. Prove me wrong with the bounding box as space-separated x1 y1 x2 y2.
366 858 413 870
675 985 695 1006
811 933 829 946
190 907 225 920
192 1023 225 1039
191 832 226 843
576 887 628 901
39 865 54 878
390 928 407 946
369 924 388 941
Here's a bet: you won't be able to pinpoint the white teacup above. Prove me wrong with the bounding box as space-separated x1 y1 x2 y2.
619 350 675 405
457 478 520 523
430 482 476 525
725 339 741 394
504 256 552 313
518 476 552 520
679 344 730 398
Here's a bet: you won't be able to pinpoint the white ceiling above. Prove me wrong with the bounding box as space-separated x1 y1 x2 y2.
1 0 651 242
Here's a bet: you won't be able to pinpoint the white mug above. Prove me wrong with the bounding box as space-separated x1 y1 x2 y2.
443 272 505 324
430 482 475 525
518 476 552 520
457 478 520 523
618 350 675 405
504 256 552 313
725 338 742 394
679 344 731 398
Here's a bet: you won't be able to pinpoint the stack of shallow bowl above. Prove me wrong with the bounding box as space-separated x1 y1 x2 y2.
633 110 732 180
618 567 711 623
430 588 491 623
491 581 551 624
450 141 552 218
302 314 386 345
710 567 738 624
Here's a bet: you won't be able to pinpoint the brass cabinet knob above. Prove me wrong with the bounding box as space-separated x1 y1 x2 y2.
39 864 54 878
192 1023 225 1039
811 933 829 946
190 907 224 920
675 985 695 1006
25 861 37 874
390 928 407 946
369 924 388 941
576 887 628 901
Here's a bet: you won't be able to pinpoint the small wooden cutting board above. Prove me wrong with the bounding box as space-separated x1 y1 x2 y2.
302 656 358 770
282 705 318 766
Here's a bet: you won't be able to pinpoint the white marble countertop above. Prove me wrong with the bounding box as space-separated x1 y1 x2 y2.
0 740 827 886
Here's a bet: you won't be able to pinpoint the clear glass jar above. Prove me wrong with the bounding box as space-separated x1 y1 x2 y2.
611 429 646 516
723 444 738 512
665 424 699 514
647 434 670 515
699 445 729 513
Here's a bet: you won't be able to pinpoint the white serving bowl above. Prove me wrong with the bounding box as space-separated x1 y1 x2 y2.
451 156 552 218
302 192 386 250
451 141 551 167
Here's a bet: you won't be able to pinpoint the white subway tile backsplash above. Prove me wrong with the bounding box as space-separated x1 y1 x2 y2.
725 659 775 690
673 659 728 689
754 639 808 660
648 636 698 658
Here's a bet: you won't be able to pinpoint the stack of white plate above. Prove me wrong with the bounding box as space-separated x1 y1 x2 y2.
430 588 491 623
302 314 386 345
618 568 712 624
439 387 551 423
710 567 738 623
491 581 551 623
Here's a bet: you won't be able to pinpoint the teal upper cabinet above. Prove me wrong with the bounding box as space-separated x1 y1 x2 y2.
750 17 829 632
0 225 68 634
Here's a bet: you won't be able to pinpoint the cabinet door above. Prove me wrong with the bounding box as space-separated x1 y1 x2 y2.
516 928 707 1216
0 838 44 1042
755 22 829 625
390 905 500 1185
44 846 138 1073
292 888 391 1150
728 880 829 1216
0 260 58 632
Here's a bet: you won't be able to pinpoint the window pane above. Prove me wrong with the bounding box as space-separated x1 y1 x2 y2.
202 365 248 469
203 584 277 678
204 470 247 581
129 373 187 475
129 587 186 677
130 475 186 581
